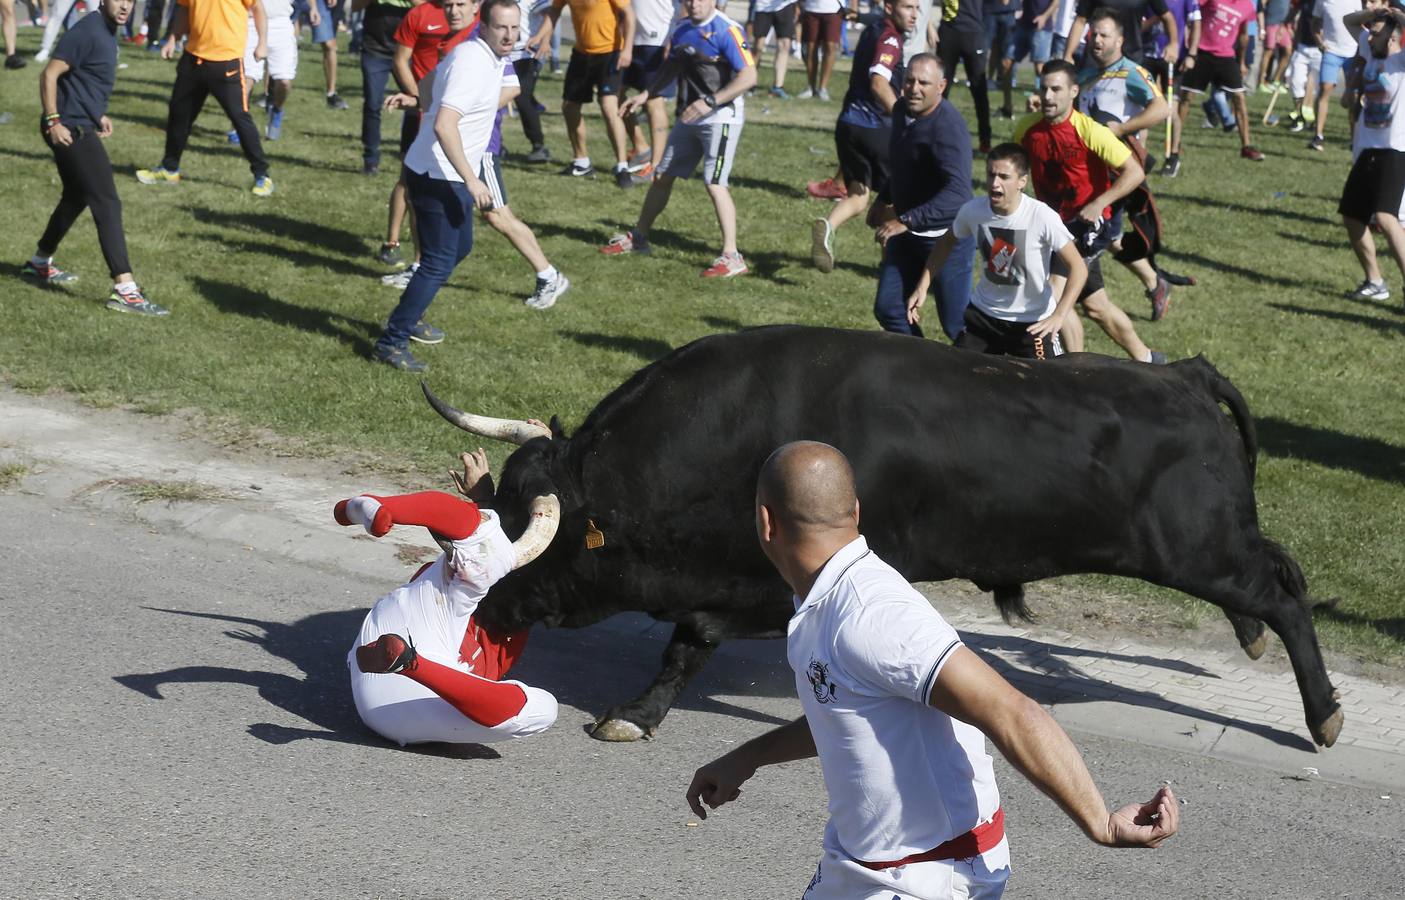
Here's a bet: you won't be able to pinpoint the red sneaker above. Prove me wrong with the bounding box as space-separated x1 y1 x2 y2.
1241 145 1265 161
701 252 748 278
806 177 848 201
600 230 651 256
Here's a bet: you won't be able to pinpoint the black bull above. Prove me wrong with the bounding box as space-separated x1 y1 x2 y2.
425 325 1343 748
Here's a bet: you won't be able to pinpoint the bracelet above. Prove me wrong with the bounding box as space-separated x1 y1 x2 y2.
42 114 61 130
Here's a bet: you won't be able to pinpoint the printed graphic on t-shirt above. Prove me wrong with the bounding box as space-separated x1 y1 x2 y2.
1363 58 1396 130
807 658 839 703
981 226 1026 285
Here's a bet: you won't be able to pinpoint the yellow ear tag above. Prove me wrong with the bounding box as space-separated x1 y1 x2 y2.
585 519 605 550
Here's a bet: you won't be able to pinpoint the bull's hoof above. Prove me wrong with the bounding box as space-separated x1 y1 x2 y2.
1311 706 1344 749
587 717 653 742
1243 632 1270 660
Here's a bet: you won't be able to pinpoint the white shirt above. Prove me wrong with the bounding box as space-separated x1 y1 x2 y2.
405 37 508 182
1354 49 1405 156
787 536 1002 863
801 0 842 15
1054 0 1079 39
903 0 933 62
1312 0 1359 58
634 0 679 45
954 193 1073 322
753 0 794 13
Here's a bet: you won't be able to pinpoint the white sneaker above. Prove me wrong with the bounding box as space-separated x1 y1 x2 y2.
526 271 570 310
811 218 835 273
797 87 815 99
1346 279 1390 301
381 263 418 288
817 87 831 101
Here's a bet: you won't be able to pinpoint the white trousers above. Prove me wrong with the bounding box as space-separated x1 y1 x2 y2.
1288 46 1321 101
803 828 1011 900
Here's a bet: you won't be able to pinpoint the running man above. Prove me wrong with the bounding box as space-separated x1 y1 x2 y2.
25 0 168 315
909 143 1087 358
619 0 680 178
599 0 757 278
1014 60 1166 363
811 0 920 274
750 0 798 96
934 0 994 151
136 0 275 195
1168 0 1266 163
307 0 350 109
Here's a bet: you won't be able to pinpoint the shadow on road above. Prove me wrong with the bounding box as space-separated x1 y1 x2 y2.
112 604 1317 752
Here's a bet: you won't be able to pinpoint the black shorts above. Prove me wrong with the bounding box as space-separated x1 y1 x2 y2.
752 3 798 40
955 304 1065 359
1339 148 1405 223
1179 52 1245 94
623 43 676 97
563 50 622 104
834 119 890 191
399 108 420 157
1052 248 1105 301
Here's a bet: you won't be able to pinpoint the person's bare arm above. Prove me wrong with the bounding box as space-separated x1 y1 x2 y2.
685 717 818 819
617 3 636 69
434 104 494 208
1063 14 1087 60
251 0 268 60
39 57 74 146
871 71 899 113
907 229 957 323
528 4 560 56
162 5 189 57
1159 10 1178 63
451 449 497 504
1077 154 1143 224
392 42 417 94
1028 241 1086 338
930 647 1179 847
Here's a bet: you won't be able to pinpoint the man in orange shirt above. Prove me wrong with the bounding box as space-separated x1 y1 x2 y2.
530 0 639 187
136 0 275 196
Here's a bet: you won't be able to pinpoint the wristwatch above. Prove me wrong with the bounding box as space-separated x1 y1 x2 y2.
703 93 718 109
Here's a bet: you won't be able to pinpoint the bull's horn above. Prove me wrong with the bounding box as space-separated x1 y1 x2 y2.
422 381 550 446
512 494 560 569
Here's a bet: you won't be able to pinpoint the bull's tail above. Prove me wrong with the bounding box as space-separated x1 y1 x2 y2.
1264 537 1307 602
1178 356 1259 478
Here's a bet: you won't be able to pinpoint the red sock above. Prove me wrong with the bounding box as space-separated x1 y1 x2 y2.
401 657 528 727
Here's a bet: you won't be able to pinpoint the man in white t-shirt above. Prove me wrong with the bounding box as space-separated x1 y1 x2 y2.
908 143 1087 359
244 0 298 140
372 0 521 371
751 0 800 95
1338 4 1405 305
621 0 680 176
687 441 1179 900
1309 0 1362 147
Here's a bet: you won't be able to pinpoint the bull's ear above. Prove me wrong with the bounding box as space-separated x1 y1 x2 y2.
549 415 567 439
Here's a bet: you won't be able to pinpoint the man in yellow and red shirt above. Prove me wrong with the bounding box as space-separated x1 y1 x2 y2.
136 0 274 195
1013 59 1165 364
530 0 639 186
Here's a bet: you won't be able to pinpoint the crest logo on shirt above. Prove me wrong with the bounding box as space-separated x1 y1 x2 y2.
807 659 838 704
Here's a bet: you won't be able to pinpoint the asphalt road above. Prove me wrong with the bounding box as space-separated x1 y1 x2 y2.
2 484 1402 900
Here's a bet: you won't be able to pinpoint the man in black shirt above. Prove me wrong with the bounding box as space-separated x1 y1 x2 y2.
934 0 993 150
356 0 414 175
1064 0 1178 65
25 0 168 315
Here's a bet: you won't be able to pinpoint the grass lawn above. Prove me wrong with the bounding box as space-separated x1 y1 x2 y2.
0 29 1401 665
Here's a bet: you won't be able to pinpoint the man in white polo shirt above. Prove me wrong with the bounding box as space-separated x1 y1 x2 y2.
687 441 1179 899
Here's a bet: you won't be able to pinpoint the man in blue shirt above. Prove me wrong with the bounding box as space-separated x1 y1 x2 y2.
811 0 921 274
874 52 975 339
24 0 168 315
599 0 758 278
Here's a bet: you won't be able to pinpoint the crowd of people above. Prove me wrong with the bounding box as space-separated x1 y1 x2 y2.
10 0 1405 351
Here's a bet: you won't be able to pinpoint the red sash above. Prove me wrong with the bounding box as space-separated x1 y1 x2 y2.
858 807 1006 871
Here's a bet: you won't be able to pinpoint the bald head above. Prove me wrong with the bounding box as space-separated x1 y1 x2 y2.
756 441 858 532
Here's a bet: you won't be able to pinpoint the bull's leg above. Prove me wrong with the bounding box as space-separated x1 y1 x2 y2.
589 622 718 742
1223 610 1270 659
1188 546 1342 748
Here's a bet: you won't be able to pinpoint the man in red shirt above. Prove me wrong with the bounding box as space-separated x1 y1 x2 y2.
1013 60 1165 363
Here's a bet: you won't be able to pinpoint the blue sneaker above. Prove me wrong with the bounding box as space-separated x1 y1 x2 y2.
265 108 282 141
409 321 444 344
372 343 428 372
227 129 240 145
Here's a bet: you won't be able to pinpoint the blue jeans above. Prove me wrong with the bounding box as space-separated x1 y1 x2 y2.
874 232 975 341
378 170 475 351
361 51 396 167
